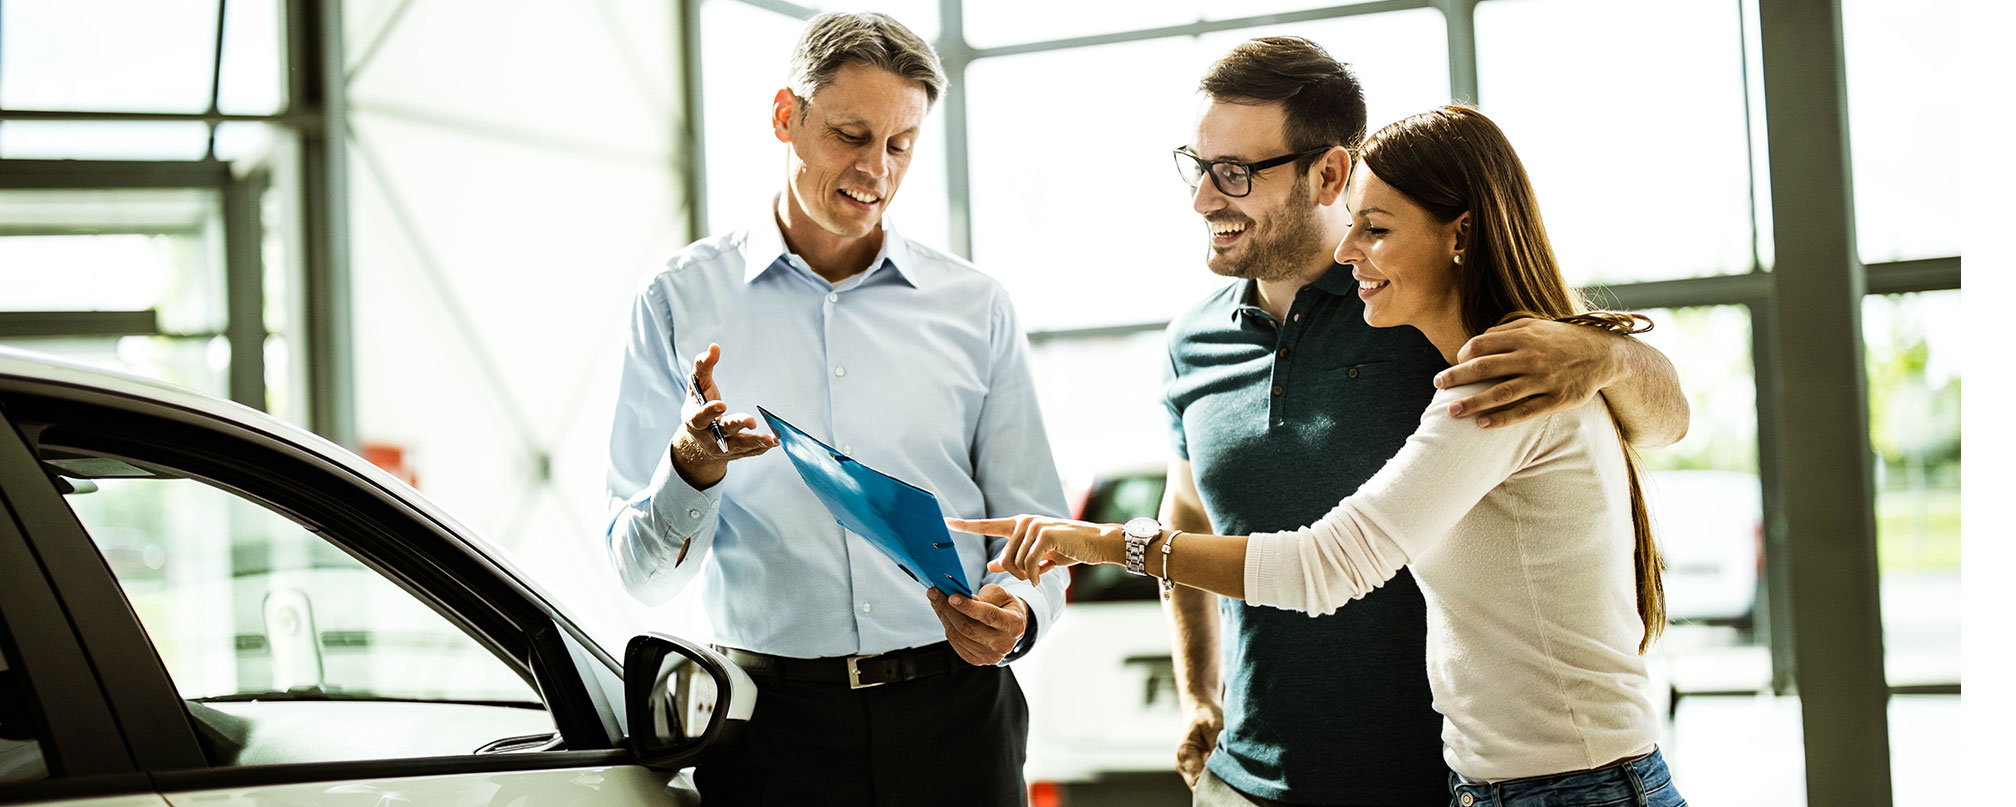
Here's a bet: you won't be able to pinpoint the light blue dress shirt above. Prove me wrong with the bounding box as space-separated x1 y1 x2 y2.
605 215 1069 660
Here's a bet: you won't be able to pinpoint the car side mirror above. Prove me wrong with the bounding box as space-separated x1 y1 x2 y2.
623 632 757 770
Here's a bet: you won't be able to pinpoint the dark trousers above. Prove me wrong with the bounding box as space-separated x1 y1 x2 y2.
694 658 1030 807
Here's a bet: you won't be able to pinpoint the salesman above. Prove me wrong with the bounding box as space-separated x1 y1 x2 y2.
602 11 1068 806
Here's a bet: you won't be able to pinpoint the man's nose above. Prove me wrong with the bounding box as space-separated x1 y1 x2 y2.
1191 176 1227 214
856 148 890 179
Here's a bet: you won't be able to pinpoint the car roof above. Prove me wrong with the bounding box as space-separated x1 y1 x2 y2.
0 345 612 661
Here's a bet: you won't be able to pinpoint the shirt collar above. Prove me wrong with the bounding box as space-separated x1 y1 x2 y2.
1230 263 1357 322
742 199 923 290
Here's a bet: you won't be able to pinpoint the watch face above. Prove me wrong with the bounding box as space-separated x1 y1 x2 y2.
1124 516 1159 538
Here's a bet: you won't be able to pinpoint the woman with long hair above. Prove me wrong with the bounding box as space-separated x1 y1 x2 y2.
953 105 1686 807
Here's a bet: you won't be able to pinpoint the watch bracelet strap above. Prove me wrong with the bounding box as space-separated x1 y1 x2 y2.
1125 527 1148 575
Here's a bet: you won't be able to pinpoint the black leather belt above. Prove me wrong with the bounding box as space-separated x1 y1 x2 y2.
714 642 957 690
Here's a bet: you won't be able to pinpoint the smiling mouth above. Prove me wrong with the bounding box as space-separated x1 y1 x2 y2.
1208 219 1249 247
1358 279 1389 291
839 188 881 206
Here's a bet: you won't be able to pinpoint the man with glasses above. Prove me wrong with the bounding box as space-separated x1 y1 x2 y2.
603 12 1067 805
1154 37 1690 806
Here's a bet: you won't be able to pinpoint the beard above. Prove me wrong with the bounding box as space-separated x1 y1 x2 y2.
1204 175 1327 282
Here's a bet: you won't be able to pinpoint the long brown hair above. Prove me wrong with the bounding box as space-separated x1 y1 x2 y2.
1359 105 1666 652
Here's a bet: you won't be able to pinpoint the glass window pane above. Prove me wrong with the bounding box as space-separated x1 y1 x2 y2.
1890 694 1963 806
962 0 1201 50
811 0 939 42
0 121 213 160
1625 305 1798 801
218 0 288 116
1197 10 1450 135
699 0 949 250
0 235 184 312
0 189 225 331
1843 0 1962 263
0 337 231 399
970 11 1447 332
1477 0 1754 285
1029 331 1172 488
0 0 220 113
60 473 554 763
213 121 276 163
1863 291 1960 692
963 0 1396 50
699 0 817 234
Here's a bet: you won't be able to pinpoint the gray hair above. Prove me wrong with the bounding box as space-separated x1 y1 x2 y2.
786 12 947 109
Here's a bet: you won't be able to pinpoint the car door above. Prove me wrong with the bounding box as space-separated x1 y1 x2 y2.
0 380 694 806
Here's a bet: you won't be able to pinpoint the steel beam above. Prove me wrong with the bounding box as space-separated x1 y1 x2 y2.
0 311 160 339
289 0 356 447
1756 0 1892 801
0 160 228 189
222 170 269 410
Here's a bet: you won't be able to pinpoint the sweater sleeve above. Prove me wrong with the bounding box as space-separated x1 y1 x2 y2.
1245 383 1551 615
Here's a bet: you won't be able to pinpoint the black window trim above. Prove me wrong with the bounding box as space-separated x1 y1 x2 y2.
0 404 163 805
0 385 622 780
0 403 208 775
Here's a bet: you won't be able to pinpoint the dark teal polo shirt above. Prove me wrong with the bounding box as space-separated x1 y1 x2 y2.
1162 263 1449 806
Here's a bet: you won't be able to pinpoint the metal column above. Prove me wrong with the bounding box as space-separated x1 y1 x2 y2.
1756 0 1892 802
289 0 356 447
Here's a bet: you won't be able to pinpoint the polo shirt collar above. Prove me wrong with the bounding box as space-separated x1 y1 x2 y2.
742 198 922 290
1230 263 1357 323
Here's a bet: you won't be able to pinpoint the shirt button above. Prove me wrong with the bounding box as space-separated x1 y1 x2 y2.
687 508 702 519
1278 347 1290 358
842 445 854 454
834 366 847 377
827 292 839 303
861 602 873 613
1347 367 1360 379
1271 385 1283 396
1292 313 1302 322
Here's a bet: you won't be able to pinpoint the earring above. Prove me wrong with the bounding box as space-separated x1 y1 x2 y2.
1454 254 1464 266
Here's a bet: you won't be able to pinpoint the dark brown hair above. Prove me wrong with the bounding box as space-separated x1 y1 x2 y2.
1200 36 1367 164
1360 104 1667 652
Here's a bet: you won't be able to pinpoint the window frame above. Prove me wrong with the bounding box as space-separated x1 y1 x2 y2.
0 381 636 793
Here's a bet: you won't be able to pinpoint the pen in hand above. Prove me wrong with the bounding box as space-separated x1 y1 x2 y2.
688 371 731 453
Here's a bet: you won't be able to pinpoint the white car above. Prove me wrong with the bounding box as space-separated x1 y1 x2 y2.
1645 469 1764 632
0 348 752 806
1019 470 1190 806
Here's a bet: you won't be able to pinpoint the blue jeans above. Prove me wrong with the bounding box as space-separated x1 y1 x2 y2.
1447 748 1686 807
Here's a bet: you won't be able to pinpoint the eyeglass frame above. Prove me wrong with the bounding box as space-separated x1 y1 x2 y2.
1172 145 1337 198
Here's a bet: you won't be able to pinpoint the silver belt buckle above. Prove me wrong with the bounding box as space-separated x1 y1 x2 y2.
846 654 886 690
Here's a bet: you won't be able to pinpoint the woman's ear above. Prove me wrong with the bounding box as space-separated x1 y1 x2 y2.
772 88 797 143
1451 210 1473 260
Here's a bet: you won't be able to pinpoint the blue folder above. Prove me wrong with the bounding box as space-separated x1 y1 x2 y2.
757 407 975 598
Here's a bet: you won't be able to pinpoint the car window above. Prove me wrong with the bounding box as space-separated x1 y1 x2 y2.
55 468 557 764
0 631 49 786
1071 472 1167 603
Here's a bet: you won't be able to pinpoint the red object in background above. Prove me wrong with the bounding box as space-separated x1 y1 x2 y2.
361 442 419 489
1028 780 1065 807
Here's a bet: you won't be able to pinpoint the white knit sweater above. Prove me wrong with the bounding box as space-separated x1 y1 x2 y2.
1244 383 1660 782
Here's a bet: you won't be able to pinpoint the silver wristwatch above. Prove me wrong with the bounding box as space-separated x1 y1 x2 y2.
1122 516 1161 576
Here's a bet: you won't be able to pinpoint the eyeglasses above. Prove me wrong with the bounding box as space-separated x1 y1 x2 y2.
1173 146 1334 198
